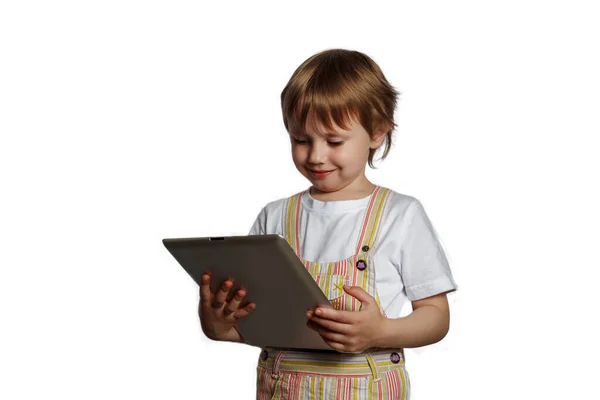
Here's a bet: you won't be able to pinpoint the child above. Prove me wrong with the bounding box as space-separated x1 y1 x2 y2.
199 48 457 399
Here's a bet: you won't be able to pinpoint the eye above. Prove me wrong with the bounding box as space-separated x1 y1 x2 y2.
293 138 308 144
328 141 344 147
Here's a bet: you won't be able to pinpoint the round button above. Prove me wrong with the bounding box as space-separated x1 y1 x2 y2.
390 352 401 364
362 245 370 252
261 350 268 360
356 260 367 271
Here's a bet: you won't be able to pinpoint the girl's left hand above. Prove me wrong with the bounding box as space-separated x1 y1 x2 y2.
306 285 388 353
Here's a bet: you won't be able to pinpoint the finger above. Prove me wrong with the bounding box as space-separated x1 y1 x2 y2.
319 337 360 354
307 320 347 343
306 311 350 334
233 302 256 319
223 289 246 316
199 273 213 307
342 285 374 306
322 339 347 352
212 280 232 309
311 307 356 324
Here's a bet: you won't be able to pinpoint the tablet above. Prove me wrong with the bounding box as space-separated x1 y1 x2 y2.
163 234 333 350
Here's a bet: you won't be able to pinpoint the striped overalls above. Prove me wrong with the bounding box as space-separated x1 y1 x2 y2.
257 186 410 399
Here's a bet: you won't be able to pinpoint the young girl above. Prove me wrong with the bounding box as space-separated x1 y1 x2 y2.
199 49 457 399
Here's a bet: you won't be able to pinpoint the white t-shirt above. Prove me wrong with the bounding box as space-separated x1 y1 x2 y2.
248 187 457 319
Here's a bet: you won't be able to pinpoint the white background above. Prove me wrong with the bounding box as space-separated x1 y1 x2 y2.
1 1 599 399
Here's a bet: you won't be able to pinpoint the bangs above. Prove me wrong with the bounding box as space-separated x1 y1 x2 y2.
286 94 362 137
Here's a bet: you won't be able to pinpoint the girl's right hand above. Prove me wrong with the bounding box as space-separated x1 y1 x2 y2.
198 273 256 343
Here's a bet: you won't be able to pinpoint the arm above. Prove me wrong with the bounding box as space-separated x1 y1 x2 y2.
380 198 455 348
306 286 451 353
375 292 450 349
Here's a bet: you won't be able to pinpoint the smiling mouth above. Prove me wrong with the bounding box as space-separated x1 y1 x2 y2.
308 169 335 178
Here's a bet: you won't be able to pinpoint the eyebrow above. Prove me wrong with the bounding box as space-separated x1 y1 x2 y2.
291 132 344 138
289 126 350 140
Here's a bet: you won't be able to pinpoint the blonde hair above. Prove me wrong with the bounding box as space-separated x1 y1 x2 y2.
281 49 399 168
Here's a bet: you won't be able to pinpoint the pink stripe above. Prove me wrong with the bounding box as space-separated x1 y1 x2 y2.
295 373 301 398
286 373 292 399
345 378 351 400
351 259 358 310
274 351 284 373
393 368 400 399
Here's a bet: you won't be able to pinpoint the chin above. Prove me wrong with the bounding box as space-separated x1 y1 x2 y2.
310 181 341 193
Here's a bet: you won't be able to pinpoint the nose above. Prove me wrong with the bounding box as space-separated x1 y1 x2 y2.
307 142 327 164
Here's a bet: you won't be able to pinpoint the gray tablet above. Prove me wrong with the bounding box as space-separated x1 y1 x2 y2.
163 234 333 350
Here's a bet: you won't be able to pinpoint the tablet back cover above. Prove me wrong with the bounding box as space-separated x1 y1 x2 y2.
163 235 333 350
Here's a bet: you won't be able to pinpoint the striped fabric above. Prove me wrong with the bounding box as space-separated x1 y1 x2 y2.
257 186 410 399
257 349 410 399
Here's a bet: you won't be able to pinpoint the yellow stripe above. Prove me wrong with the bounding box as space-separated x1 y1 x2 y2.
400 367 407 400
365 354 378 380
286 196 294 249
319 376 325 399
367 188 390 248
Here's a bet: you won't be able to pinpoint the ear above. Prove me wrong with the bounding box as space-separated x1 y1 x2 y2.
369 123 391 149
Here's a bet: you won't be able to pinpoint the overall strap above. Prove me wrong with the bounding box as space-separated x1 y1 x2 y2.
282 190 305 258
354 186 392 256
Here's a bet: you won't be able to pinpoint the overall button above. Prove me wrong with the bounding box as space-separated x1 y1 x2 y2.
356 259 367 271
390 352 401 364
362 245 370 252
261 350 268 360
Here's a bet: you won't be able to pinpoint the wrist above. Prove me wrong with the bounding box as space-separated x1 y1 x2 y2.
230 325 245 343
374 317 396 348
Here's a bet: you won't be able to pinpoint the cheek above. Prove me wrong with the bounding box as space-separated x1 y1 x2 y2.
291 146 305 163
332 147 357 165
333 145 367 169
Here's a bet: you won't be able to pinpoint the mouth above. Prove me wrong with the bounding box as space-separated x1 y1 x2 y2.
308 169 335 179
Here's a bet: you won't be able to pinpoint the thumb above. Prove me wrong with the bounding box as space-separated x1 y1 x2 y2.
343 285 373 307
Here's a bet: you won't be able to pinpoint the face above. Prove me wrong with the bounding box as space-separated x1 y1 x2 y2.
290 112 386 198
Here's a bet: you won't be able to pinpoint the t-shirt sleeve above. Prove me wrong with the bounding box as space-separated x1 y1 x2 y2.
248 206 267 235
399 199 457 301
